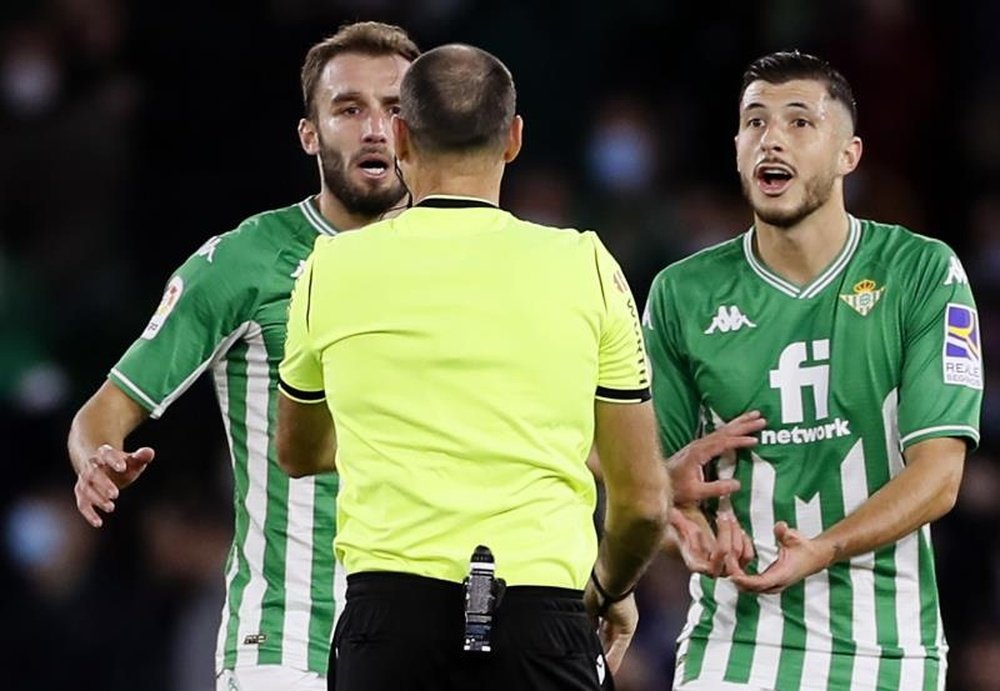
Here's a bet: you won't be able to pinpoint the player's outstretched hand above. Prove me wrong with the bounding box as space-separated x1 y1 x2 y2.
667 411 766 506
584 584 638 675
726 521 833 594
670 507 755 577
74 444 155 528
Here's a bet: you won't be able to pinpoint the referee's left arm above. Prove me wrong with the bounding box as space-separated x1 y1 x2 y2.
277 252 337 477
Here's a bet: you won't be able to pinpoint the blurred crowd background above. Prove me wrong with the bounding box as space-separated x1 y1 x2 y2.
1 0 998 689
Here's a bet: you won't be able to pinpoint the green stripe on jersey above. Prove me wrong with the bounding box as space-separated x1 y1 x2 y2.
775 583 806 689
308 474 338 674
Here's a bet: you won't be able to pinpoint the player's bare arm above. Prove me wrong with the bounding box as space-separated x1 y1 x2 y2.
276 395 337 477
729 436 965 594
68 381 155 528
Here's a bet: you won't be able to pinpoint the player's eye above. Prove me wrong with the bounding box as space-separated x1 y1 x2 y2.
792 118 811 128
388 105 402 116
339 105 361 116
746 117 764 128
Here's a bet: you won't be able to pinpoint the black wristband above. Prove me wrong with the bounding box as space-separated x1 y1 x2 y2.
590 569 634 617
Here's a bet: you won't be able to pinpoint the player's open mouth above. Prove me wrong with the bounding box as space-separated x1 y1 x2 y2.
357 154 391 180
755 163 794 195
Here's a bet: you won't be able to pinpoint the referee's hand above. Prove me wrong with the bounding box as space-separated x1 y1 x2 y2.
584 585 637 674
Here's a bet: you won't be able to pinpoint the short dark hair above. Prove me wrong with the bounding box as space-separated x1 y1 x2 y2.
740 51 857 131
400 44 516 154
301 22 420 119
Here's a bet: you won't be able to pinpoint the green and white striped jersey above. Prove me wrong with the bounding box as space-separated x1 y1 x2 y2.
111 199 343 675
643 217 982 691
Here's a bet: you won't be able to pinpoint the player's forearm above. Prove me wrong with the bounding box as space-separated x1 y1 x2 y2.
814 437 964 566
68 381 148 475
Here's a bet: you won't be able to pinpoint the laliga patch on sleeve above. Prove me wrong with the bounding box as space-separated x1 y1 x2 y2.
141 276 184 340
942 303 982 389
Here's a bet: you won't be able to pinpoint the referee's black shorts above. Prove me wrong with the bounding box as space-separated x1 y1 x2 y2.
330 571 615 691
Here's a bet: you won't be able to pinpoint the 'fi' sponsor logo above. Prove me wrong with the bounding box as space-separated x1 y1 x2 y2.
839 278 885 317
140 276 183 340
943 303 982 389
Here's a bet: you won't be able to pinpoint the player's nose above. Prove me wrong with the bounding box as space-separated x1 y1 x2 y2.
362 112 389 144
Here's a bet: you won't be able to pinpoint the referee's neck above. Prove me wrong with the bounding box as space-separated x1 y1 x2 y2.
407 160 505 207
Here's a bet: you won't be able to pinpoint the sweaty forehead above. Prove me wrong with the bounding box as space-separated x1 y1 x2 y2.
318 53 410 99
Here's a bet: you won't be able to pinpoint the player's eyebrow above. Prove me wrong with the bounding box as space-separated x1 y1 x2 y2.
742 101 814 112
330 91 364 104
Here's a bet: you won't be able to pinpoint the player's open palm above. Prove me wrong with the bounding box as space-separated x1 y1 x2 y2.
74 444 155 528
727 521 831 594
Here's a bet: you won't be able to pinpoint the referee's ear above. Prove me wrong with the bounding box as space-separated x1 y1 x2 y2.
392 115 412 163
502 115 523 163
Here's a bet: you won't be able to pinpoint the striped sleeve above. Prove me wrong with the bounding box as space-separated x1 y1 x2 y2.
278 251 325 404
589 233 651 403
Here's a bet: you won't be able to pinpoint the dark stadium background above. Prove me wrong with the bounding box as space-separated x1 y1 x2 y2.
1 0 998 688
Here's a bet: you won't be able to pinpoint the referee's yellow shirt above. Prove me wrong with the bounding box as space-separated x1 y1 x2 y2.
278 195 649 590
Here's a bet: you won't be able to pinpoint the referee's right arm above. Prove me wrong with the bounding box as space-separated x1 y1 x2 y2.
585 235 671 669
591 399 670 601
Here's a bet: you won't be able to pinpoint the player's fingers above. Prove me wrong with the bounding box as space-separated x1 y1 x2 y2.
84 466 120 503
128 446 156 465
739 530 756 567
711 513 737 576
774 521 797 545
74 485 104 528
720 412 767 433
96 444 127 473
692 478 741 501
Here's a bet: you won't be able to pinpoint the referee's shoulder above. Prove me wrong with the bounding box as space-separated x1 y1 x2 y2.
506 214 602 249
313 217 395 253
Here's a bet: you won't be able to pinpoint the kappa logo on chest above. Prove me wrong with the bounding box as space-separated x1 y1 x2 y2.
704 305 757 334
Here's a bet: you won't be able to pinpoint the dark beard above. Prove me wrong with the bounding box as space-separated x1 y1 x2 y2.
741 171 834 228
319 144 406 218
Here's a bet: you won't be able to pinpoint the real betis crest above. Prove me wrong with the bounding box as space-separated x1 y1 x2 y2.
840 279 886 316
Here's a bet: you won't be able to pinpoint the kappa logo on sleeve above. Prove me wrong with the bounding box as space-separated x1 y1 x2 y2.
944 256 969 286
195 235 222 263
140 276 184 340
943 303 982 389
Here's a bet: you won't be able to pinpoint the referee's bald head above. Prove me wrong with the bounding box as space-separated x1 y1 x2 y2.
399 44 517 155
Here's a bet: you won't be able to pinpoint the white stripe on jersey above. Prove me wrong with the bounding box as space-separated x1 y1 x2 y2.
214 362 238 671
674 576 706 682
282 475 317 668
796 494 831 691
747 455 781 689
696 578 740 684
882 389 927 682
841 438 881 688
899 424 980 447
235 324 272 667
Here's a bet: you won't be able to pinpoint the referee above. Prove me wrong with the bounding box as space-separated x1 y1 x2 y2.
277 44 668 691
